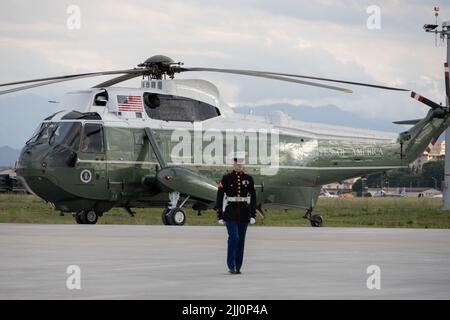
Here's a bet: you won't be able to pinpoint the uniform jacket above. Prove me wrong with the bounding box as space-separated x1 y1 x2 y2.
216 170 257 223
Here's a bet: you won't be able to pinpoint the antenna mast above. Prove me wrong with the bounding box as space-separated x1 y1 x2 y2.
424 7 450 209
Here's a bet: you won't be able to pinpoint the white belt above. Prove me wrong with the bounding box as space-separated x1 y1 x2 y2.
227 196 250 202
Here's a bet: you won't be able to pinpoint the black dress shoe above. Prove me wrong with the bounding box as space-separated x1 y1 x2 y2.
235 270 242 274
228 269 237 274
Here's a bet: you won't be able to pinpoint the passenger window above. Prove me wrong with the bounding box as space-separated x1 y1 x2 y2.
81 123 104 153
106 127 133 160
144 93 220 122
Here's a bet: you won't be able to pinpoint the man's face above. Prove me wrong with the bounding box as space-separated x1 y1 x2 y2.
233 162 243 172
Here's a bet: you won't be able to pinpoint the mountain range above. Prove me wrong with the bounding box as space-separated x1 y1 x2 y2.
0 146 20 167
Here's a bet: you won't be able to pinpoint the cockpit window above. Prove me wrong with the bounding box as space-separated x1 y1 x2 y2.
33 123 55 145
27 122 82 148
49 122 82 149
26 123 46 144
81 123 104 153
143 93 220 122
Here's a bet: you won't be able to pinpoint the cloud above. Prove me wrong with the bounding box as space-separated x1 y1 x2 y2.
0 0 448 127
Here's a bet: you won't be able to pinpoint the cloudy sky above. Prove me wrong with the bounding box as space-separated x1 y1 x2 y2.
1 0 449 147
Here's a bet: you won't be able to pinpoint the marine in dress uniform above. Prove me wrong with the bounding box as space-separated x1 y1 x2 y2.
216 154 257 274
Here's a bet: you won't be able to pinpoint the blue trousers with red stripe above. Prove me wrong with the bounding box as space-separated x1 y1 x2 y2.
225 222 248 271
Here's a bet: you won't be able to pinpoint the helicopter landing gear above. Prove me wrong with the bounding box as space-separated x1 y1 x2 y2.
161 208 171 225
303 208 323 227
170 208 186 225
161 192 189 226
74 211 83 224
162 207 186 226
73 210 99 224
124 206 136 218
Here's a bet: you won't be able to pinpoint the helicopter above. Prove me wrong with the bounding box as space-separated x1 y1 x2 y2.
1 54 448 227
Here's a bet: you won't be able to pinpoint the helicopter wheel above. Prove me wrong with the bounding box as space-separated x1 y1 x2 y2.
168 208 186 226
161 208 172 225
74 211 84 224
162 207 186 226
76 210 99 224
310 214 323 227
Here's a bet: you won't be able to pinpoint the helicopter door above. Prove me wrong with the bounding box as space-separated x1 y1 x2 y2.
104 127 134 201
77 123 108 198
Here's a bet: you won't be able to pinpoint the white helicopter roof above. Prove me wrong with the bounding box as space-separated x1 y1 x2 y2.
55 78 397 142
222 112 398 141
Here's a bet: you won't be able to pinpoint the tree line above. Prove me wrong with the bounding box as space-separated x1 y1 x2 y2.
352 161 444 192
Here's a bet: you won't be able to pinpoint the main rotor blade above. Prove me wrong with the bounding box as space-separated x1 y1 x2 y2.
0 71 140 95
180 67 352 93
257 71 409 92
411 91 442 109
0 69 141 88
0 75 95 95
0 69 146 95
181 67 408 92
93 73 144 88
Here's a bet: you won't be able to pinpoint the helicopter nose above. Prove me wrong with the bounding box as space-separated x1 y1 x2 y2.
16 145 45 172
16 145 53 197
15 148 38 195
15 144 79 207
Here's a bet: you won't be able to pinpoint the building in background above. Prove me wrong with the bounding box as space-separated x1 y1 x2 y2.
411 140 445 171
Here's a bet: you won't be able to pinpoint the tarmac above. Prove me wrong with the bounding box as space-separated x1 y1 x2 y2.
0 223 449 299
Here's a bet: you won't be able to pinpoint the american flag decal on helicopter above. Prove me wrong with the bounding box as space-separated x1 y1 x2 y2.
117 95 143 112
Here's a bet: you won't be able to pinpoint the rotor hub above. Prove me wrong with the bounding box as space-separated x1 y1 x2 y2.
140 55 174 66
138 55 183 79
